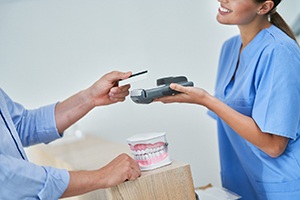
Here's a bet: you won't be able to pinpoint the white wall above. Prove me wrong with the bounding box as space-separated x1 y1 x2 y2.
0 0 299 188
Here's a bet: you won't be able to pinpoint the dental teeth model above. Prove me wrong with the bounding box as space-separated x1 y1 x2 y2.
127 132 172 171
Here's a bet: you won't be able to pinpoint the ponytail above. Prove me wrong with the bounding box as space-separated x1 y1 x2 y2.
270 11 298 42
256 0 298 43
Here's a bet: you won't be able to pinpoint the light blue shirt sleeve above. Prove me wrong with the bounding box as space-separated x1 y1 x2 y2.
0 88 70 199
20 103 63 146
0 154 70 200
1 89 62 146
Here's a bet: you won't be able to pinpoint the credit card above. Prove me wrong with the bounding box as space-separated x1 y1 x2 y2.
119 70 148 86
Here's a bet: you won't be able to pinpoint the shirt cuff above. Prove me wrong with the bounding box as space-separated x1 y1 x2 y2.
36 103 62 144
38 167 70 200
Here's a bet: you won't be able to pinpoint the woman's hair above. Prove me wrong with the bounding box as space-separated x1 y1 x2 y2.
256 0 297 42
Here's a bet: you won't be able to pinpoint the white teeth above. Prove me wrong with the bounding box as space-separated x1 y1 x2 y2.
220 6 231 13
131 145 167 160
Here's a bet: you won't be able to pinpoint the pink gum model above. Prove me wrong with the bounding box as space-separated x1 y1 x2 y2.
127 132 172 171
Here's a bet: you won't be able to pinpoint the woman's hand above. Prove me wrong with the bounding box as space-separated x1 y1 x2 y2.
155 83 210 106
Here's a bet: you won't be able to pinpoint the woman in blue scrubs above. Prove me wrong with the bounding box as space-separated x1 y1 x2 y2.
157 0 300 199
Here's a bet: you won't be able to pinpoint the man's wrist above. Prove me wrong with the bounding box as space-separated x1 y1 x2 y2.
80 89 96 110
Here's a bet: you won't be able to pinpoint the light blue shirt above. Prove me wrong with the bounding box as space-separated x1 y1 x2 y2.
209 25 300 199
0 88 69 199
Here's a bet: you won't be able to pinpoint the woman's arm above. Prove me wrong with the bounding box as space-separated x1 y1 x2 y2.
156 83 288 158
204 91 288 158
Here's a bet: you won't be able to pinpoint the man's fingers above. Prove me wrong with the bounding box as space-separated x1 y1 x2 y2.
109 84 130 94
128 166 141 180
107 71 132 83
131 169 141 180
130 160 141 177
109 85 130 101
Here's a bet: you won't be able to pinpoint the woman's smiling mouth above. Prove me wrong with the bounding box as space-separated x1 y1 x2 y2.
219 6 232 13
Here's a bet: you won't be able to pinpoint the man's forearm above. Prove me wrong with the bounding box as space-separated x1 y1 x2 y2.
61 170 102 198
55 89 94 134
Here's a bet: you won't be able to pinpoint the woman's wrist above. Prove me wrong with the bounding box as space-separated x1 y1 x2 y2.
198 90 215 108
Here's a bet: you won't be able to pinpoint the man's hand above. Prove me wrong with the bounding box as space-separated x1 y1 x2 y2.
61 153 141 198
87 71 132 106
96 153 141 188
55 70 132 133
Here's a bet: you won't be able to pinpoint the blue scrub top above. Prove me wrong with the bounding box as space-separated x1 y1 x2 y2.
210 25 300 200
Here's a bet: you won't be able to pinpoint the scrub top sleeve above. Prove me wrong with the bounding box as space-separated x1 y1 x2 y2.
252 45 300 140
0 154 69 200
207 110 218 120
